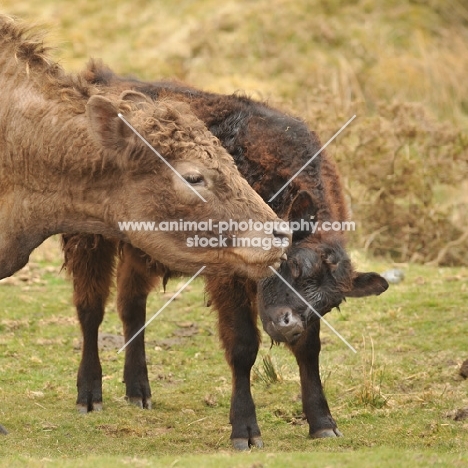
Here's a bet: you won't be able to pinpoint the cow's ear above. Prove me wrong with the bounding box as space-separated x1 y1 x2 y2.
286 191 318 242
345 272 389 298
86 95 133 151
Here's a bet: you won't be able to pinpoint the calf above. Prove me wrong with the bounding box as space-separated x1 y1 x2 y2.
61 60 388 449
0 16 290 434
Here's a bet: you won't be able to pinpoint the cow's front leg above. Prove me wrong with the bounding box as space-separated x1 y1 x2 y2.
206 276 263 450
289 321 342 438
62 234 117 413
0 223 46 279
117 244 162 409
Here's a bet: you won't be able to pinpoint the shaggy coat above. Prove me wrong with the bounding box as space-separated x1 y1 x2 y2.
0 16 287 283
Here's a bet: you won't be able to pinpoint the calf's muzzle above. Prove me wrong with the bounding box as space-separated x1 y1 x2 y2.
260 306 304 344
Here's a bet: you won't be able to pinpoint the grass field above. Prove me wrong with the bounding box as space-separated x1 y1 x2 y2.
0 0 467 466
0 240 467 466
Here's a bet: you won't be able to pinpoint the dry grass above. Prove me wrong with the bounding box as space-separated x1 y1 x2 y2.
253 353 283 386
356 335 387 408
298 94 468 264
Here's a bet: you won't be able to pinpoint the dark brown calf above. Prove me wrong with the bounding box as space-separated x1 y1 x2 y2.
62 61 388 449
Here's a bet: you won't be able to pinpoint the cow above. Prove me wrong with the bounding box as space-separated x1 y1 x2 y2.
0 16 291 434
0 15 289 280
60 60 388 449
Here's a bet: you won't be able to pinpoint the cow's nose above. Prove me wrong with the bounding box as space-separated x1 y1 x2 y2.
272 224 292 245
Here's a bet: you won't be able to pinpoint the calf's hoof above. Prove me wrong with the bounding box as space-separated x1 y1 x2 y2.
0 424 8 435
232 436 264 451
127 396 152 410
76 401 103 414
311 428 343 438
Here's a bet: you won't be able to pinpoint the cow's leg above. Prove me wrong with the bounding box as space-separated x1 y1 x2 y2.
289 321 342 438
206 276 263 451
0 224 46 279
117 244 162 409
62 234 117 413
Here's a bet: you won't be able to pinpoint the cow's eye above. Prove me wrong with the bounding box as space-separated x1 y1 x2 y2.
183 173 205 186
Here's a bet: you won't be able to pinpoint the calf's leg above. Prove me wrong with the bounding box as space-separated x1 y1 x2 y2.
117 244 162 409
289 321 342 438
62 234 117 413
206 276 263 450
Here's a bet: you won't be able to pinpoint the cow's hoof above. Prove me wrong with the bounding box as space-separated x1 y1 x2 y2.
0 424 8 435
231 437 263 451
128 396 152 410
76 402 103 413
311 428 343 438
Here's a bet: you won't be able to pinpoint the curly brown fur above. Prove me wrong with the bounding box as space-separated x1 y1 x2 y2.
1 15 286 281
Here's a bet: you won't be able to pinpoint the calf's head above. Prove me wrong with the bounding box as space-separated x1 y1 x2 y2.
85 91 290 279
258 241 388 344
257 192 388 344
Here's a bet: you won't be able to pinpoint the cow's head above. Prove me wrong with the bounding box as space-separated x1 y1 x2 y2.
85 91 291 279
257 192 388 344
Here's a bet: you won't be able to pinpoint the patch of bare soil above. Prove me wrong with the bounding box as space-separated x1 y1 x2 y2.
460 359 468 379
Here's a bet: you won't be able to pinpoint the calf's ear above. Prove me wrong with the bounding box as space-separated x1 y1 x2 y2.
286 191 318 242
346 272 389 298
86 95 133 151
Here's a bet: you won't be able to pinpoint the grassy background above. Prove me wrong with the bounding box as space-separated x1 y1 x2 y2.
0 0 467 466
2 0 467 124
0 240 467 466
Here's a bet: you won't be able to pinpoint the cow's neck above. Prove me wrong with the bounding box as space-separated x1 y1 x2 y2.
0 183 127 279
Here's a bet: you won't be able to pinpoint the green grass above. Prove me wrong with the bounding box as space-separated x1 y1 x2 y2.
0 241 467 466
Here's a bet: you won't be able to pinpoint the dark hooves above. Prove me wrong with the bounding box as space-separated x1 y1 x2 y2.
232 437 264 451
0 424 8 435
128 396 152 410
76 402 103 414
311 428 343 438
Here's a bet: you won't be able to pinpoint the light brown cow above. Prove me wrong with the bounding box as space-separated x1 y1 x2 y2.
0 15 290 282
